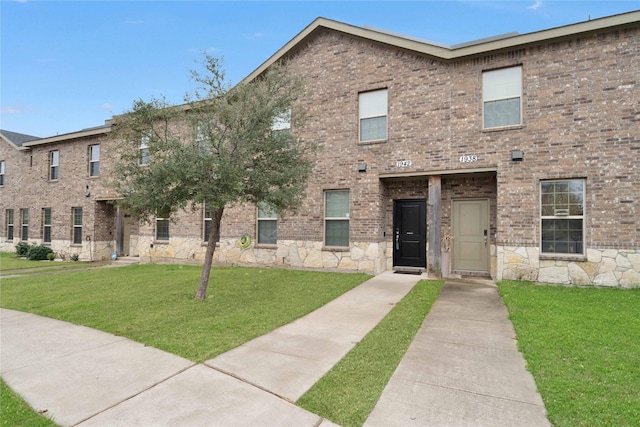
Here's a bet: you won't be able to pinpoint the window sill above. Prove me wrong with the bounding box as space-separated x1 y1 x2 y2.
358 139 387 146
481 124 524 133
322 245 350 252
540 253 587 262
153 240 169 245
201 242 221 247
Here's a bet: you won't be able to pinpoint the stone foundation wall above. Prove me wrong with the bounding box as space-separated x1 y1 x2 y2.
0 238 114 261
137 235 387 274
498 246 640 288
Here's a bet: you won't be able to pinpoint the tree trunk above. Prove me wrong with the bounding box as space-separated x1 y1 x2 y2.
195 207 224 300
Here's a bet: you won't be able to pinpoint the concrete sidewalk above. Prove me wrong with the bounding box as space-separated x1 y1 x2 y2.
364 278 550 427
0 271 421 426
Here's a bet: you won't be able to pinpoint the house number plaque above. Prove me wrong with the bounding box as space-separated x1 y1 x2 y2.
459 155 478 163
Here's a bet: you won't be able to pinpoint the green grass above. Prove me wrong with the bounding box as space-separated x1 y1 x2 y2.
297 279 444 427
0 252 108 276
1 379 59 427
0 264 370 362
498 281 640 427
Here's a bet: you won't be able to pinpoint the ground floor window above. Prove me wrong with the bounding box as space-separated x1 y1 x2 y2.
20 209 29 240
257 202 277 244
202 203 220 243
72 207 83 244
155 209 169 241
6 209 14 240
325 190 350 247
541 179 584 254
43 208 52 244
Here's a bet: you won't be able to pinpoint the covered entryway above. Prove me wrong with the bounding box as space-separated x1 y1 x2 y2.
393 199 427 268
452 199 490 274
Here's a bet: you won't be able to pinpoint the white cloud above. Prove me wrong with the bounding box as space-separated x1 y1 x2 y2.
100 103 113 111
1 106 21 115
528 1 543 11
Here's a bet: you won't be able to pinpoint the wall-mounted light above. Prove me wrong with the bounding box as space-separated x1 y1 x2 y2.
511 150 524 162
84 185 91 198
357 163 367 172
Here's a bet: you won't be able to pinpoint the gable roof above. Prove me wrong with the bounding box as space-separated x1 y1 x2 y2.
0 129 41 149
244 11 640 82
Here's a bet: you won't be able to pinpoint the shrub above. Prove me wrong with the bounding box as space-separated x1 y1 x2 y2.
70 254 80 262
26 245 54 261
15 242 31 257
47 252 56 261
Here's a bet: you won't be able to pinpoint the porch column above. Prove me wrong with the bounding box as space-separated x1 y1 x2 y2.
115 206 124 256
428 175 442 277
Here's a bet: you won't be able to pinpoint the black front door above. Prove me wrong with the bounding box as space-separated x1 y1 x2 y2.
393 199 427 268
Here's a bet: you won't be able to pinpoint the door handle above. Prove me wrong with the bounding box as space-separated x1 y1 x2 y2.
484 229 488 246
395 228 400 250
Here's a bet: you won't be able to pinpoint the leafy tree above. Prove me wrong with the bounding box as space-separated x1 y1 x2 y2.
110 55 314 299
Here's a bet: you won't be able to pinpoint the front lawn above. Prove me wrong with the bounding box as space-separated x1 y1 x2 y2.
0 252 108 276
0 264 369 362
498 281 640 427
1 379 58 427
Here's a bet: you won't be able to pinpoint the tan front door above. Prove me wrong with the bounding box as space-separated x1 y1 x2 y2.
452 199 489 273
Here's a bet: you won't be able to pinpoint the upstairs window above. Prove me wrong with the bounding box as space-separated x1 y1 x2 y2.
541 179 584 255
483 66 522 129
88 144 100 176
43 208 52 244
6 209 14 240
359 89 387 142
155 209 170 241
0 160 5 186
271 109 291 136
325 190 350 247
72 207 83 245
139 132 150 165
50 150 59 180
257 202 277 245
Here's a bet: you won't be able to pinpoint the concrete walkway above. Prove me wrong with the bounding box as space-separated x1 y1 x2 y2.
1 273 549 426
364 278 550 427
0 271 419 427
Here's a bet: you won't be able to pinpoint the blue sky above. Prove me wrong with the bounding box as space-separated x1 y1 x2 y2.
2 1 638 137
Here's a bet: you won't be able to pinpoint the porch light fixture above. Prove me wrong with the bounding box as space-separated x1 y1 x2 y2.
511 150 524 161
357 163 367 172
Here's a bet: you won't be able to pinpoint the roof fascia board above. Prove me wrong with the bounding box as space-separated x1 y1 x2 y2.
244 12 640 82
22 126 112 147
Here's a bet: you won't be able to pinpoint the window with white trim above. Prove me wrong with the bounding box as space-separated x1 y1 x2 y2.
72 207 83 245
20 208 29 240
325 190 349 247
203 202 220 243
257 202 277 245
50 150 59 180
359 90 387 142
483 66 522 129
6 209 14 240
88 144 100 176
43 208 52 244
541 179 584 255
139 132 150 165
272 109 291 136
0 160 5 186
155 209 169 241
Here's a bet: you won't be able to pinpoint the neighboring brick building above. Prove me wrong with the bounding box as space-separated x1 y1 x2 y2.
1 12 639 287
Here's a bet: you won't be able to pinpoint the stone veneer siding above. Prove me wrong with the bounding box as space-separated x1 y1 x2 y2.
499 246 640 288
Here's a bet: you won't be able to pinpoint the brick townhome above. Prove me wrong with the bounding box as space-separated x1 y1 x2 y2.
1 12 639 287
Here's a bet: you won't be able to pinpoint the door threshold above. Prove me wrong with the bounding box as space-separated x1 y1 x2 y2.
393 266 425 275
